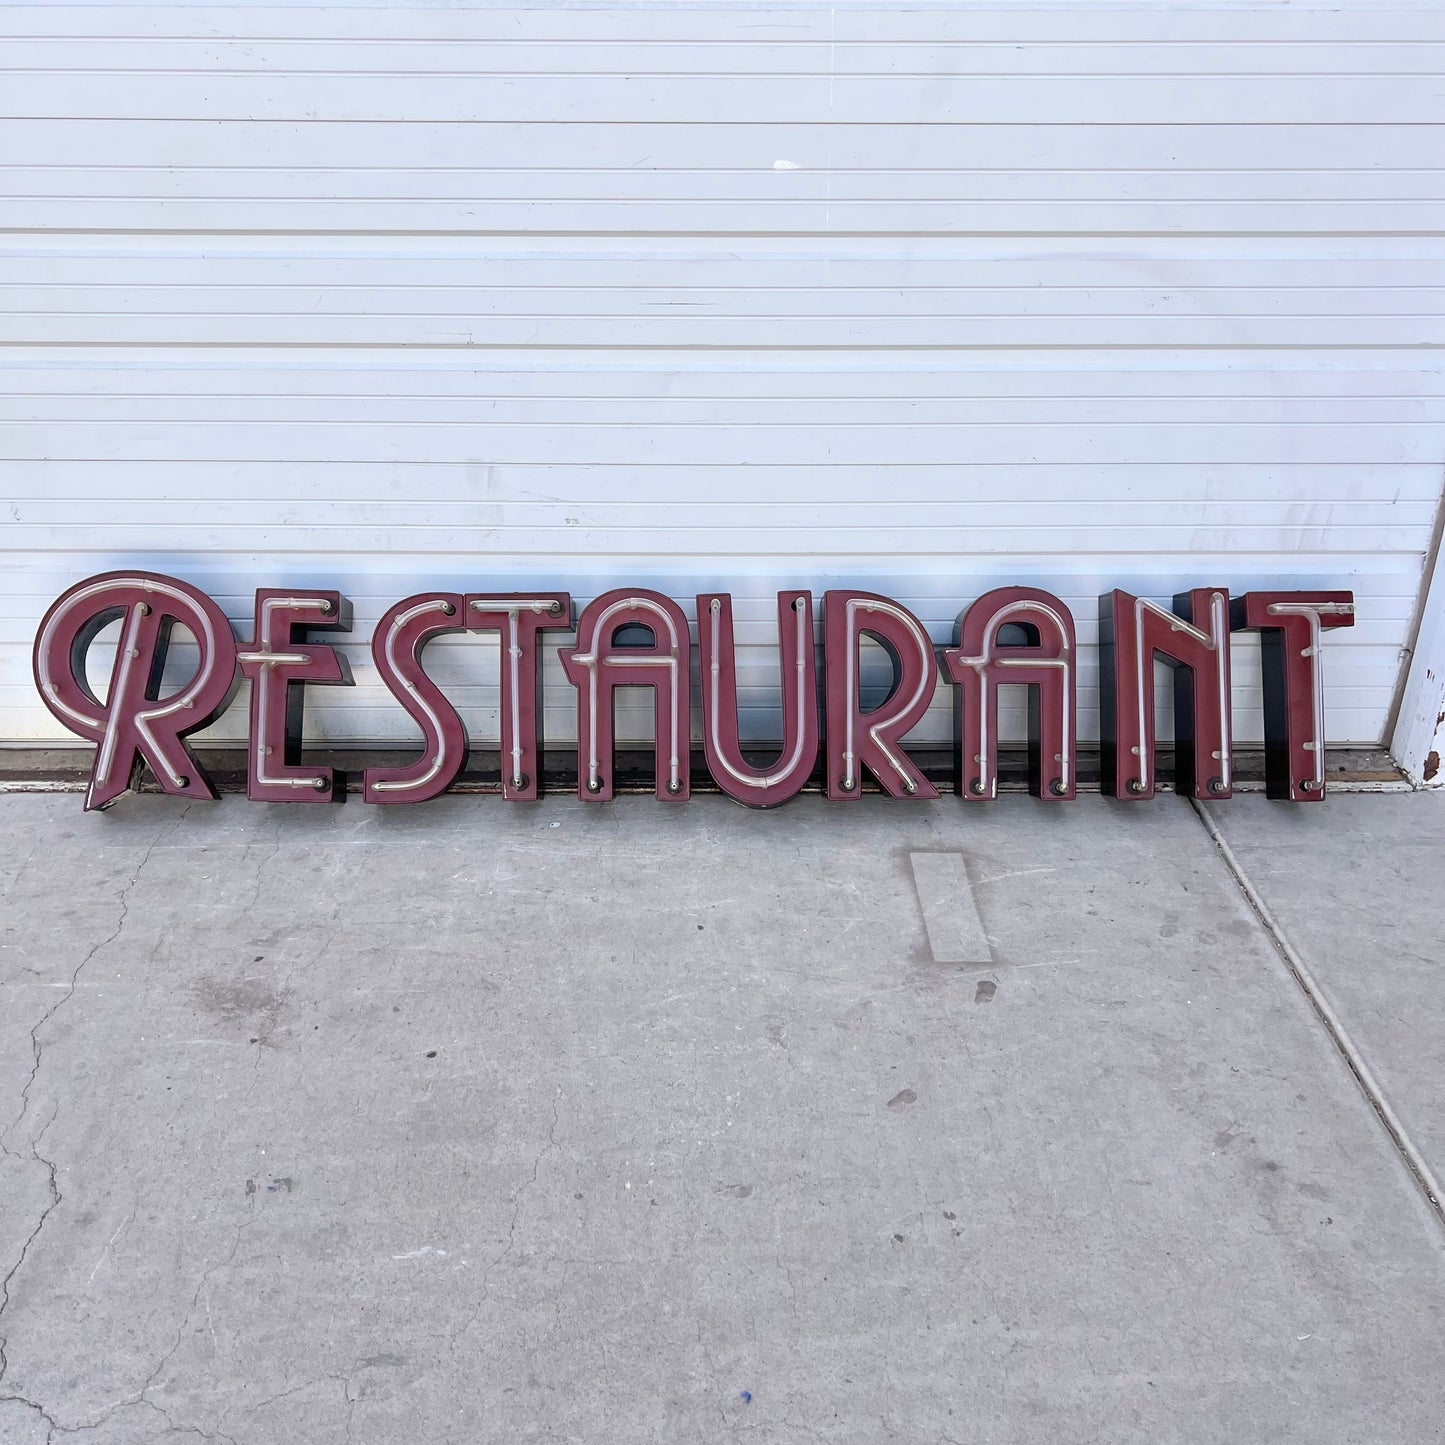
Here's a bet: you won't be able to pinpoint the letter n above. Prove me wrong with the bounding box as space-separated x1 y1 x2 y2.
1100 588 1232 800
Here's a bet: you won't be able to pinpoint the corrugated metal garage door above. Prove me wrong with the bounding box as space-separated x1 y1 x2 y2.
2 1 1442 754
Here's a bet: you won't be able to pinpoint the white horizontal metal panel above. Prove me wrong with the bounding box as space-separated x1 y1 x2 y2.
10 202 1442 236
8 259 1445 346
8 73 1445 126
10 5 1445 43
1 2 1441 759
5 420 1439 466
13 34 1445 74
9 120 1442 173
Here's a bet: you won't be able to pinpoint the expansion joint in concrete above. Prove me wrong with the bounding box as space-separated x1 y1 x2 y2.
1190 798 1445 1234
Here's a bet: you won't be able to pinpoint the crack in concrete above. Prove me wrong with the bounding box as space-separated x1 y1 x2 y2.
0 1390 61 1438
338 1372 358 1445
246 832 281 914
0 808 252 1444
221 1367 360 1442
133 1393 241 1445
4 807 193 1153
0 1143 60 1391
0 1387 240 1444
448 1092 563 1348
134 1206 256 1421
780 1260 801 1327
0 807 192 1396
237 1378 321 1419
4 841 40 895
692 1314 743 1442
33 1217 259 1444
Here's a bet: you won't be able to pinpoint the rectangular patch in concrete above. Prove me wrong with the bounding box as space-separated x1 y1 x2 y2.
908 850 992 964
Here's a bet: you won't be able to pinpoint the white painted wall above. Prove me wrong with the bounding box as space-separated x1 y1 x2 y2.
2 2 1442 753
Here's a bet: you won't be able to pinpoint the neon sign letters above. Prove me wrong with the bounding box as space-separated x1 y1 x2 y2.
33 572 1354 811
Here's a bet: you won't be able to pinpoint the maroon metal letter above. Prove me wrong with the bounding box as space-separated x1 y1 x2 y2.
559 589 692 801
465 591 573 801
1100 588 1233 800
363 592 469 805
32 570 238 811
698 591 818 808
943 587 1077 801
1232 591 1355 800
823 590 939 800
237 589 350 803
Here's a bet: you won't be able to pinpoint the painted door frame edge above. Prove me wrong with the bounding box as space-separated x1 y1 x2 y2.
1390 475 1445 786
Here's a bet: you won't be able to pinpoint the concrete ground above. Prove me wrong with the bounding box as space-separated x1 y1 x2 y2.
0 787 1441 1445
